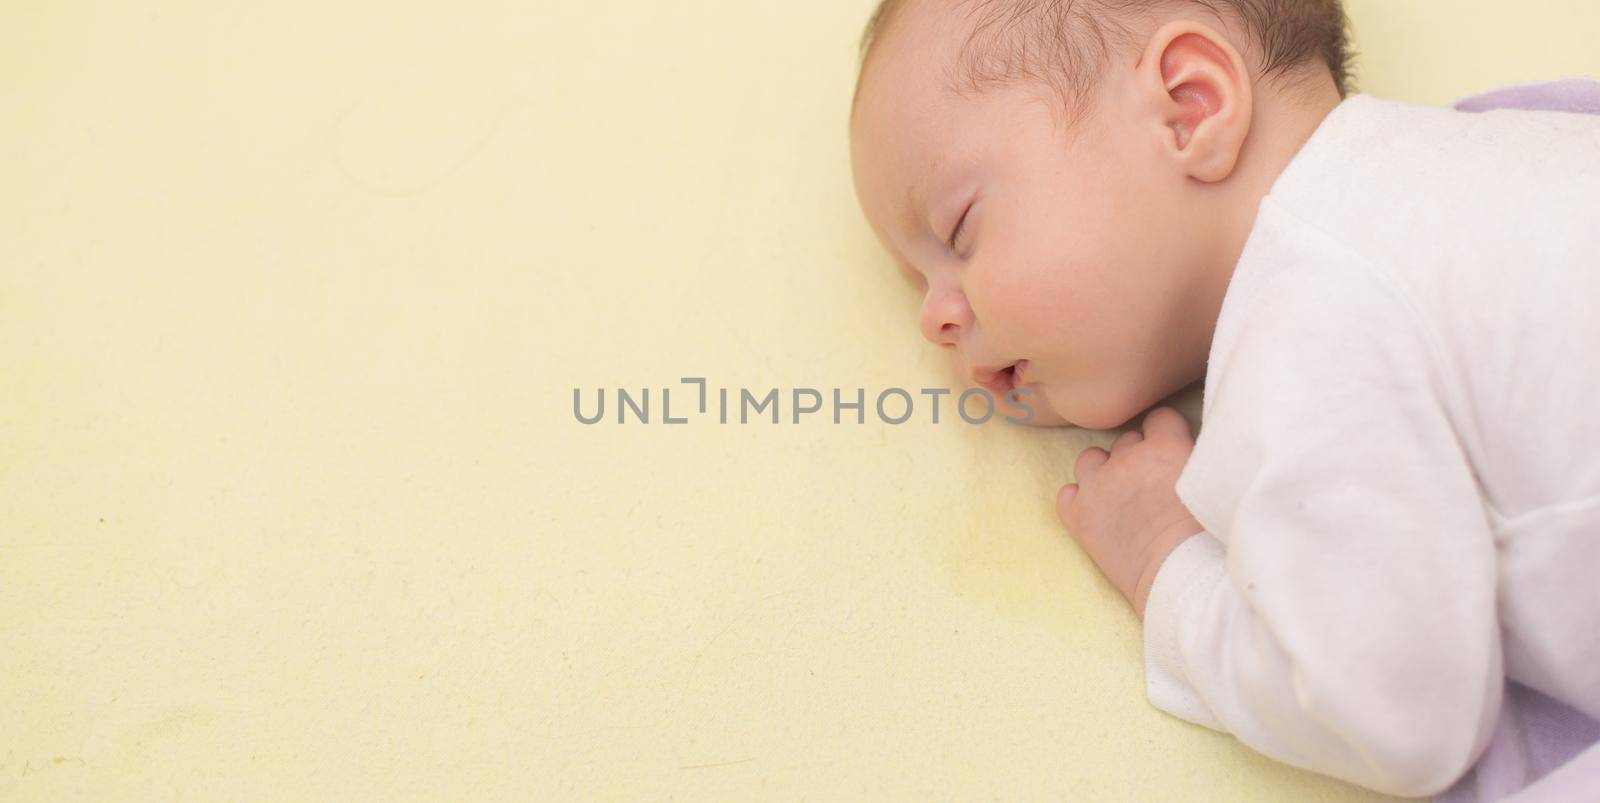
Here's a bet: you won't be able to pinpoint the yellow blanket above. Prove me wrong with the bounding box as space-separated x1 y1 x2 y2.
5 1 1597 798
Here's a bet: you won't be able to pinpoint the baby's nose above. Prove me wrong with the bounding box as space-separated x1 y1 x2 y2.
919 286 972 348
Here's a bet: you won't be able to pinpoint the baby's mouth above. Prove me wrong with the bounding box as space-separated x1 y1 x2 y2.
971 361 1027 396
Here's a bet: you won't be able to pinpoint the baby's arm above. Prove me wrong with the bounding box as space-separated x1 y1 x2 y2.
1133 243 1500 797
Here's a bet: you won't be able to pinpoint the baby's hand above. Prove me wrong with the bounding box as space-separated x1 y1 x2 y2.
1056 407 1205 620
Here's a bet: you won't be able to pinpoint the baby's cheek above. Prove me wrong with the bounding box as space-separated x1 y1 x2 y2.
974 278 1044 331
1013 291 1081 348
971 258 1084 353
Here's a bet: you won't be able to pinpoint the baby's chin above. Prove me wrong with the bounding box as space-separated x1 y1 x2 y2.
1014 386 1072 428
1030 383 1148 430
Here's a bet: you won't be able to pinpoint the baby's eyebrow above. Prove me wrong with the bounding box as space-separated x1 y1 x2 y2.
904 155 968 244
900 181 924 238
901 168 942 243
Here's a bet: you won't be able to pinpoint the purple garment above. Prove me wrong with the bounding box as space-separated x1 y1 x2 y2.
1453 77 1600 116
1436 682 1600 802
1432 77 1600 803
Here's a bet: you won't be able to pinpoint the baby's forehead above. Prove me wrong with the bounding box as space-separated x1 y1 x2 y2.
852 13 969 139
858 0 970 93
849 65 954 196
850 2 1026 221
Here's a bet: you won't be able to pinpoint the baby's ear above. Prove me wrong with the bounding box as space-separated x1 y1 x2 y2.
1135 20 1253 183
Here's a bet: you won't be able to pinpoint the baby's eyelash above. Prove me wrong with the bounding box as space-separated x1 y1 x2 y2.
947 205 972 251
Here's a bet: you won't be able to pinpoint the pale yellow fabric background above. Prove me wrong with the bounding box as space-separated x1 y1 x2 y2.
3 1 1597 799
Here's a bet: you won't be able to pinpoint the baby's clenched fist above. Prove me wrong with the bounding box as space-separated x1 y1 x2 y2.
1056 406 1206 619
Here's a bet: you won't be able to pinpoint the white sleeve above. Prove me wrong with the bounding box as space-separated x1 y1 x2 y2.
1140 217 1504 798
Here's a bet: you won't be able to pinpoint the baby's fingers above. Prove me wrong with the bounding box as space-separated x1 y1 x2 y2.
1141 406 1195 444
1110 429 1144 453
1055 483 1079 522
1074 446 1109 479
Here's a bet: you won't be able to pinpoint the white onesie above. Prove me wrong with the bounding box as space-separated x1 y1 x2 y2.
1141 93 1600 799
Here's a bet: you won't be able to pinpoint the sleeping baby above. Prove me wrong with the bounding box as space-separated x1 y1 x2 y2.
847 0 1600 798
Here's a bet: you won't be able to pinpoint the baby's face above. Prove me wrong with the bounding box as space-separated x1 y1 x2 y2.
849 5 1215 430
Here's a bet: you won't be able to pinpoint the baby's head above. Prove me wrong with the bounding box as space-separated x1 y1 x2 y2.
849 0 1349 429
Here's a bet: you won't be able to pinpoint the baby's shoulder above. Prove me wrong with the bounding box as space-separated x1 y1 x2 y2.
1268 94 1600 274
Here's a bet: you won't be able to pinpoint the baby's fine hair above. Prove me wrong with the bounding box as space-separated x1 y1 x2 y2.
857 0 1352 120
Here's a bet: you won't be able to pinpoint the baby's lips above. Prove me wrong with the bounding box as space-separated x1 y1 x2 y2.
970 362 1017 396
